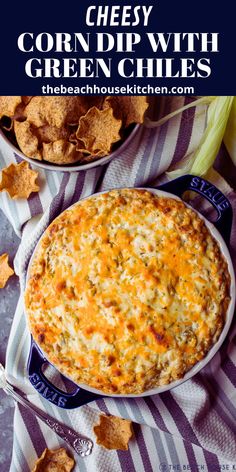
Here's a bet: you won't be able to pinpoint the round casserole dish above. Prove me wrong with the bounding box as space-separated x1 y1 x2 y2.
25 175 235 408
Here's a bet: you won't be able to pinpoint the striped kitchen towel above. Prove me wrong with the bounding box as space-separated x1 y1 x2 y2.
0 97 236 472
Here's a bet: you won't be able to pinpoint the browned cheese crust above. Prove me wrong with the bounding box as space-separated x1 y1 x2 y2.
25 190 231 394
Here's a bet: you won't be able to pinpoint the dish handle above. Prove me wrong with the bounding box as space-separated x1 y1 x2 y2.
28 339 102 409
157 174 233 245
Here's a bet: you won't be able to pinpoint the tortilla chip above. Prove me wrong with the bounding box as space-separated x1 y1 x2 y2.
0 162 40 199
76 107 122 154
42 139 82 164
74 140 106 161
25 96 104 129
44 97 87 127
0 253 14 289
24 97 47 127
0 96 22 118
93 415 133 450
74 137 92 154
66 96 105 125
104 96 149 127
72 138 106 162
14 121 42 160
36 124 70 143
32 447 74 472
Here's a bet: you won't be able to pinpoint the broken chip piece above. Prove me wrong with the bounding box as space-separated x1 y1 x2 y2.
76 107 122 154
93 414 133 450
0 253 14 289
14 121 42 160
0 161 40 199
0 96 22 118
32 447 75 472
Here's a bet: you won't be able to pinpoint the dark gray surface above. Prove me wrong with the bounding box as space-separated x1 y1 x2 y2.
0 209 20 471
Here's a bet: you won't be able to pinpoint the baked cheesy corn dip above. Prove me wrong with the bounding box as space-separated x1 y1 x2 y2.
25 189 231 394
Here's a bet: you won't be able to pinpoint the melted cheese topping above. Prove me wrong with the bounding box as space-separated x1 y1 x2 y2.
25 189 231 394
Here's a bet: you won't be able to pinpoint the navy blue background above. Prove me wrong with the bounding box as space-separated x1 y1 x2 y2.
0 0 234 95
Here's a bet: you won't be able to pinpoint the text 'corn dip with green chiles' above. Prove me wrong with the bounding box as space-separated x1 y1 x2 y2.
25 189 231 394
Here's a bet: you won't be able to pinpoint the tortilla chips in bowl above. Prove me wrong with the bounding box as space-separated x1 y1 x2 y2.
0 96 149 172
